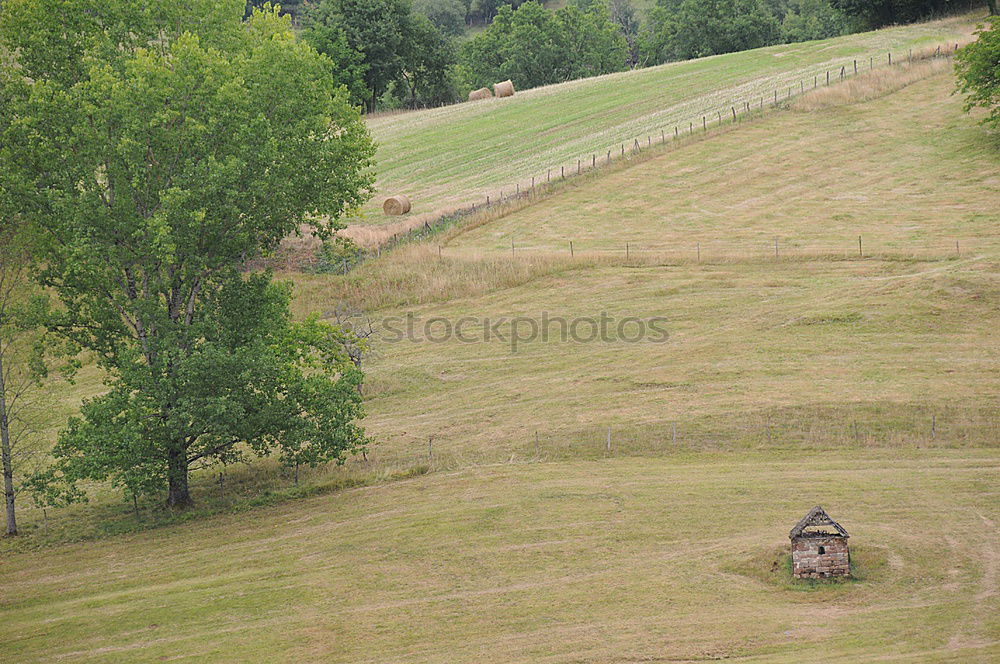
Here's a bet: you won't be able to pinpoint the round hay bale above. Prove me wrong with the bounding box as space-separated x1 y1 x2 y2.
468 87 492 102
494 79 515 98
383 194 411 216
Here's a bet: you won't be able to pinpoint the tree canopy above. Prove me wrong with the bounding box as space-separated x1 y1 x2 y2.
0 0 375 507
460 1 627 90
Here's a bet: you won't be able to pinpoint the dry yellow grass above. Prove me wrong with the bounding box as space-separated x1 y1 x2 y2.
793 52 954 111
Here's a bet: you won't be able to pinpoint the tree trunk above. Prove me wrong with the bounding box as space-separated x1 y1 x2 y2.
166 447 193 508
0 351 17 536
988 0 998 16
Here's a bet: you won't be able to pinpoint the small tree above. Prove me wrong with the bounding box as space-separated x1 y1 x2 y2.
1 0 376 508
0 221 37 536
956 17 1000 132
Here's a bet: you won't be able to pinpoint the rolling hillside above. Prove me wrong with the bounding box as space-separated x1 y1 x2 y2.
357 12 977 227
3 25 999 664
291 72 1000 466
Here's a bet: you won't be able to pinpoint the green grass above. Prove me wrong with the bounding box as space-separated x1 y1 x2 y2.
5 30 1000 664
286 73 1000 467
2 451 998 662
359 12 978 222
445 72 1000 256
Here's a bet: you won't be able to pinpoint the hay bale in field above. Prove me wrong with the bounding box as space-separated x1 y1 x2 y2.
468 87 492 102
494 79 515 98
383 194 411 216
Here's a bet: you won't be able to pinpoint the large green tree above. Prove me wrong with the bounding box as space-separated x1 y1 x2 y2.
643 0 782 62
0 0 376 507
461 1 627 90
303 0 413 111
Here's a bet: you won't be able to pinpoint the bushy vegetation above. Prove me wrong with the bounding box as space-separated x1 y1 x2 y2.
956 16 1000 130
460 2 627 90
0 0 375 510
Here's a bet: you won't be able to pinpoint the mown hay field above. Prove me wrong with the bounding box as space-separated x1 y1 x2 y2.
3 452 997 662
357 13 978 227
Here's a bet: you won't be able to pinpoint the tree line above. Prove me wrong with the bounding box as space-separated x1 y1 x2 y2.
294 0 998 110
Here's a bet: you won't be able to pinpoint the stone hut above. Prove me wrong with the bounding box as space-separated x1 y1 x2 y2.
789 506 850 579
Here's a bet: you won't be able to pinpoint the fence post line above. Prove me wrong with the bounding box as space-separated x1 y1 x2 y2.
826 70 830 85
531 175 535 189
932 414 936 440
535 431 540 455
606 426 612 454
956 239 960 256
889 52 892 65
626 242 629 260
854 59 858 74
870 56 873 70
486 195 490 205
858 235 863 258
592 154 596 168
607 149 611 163
428 436 433 460
661 129 665 143
703 116 707 131
570 240 574 257
675 126 679 138
577 159 581 175
561 165 564 179
732 106 737 122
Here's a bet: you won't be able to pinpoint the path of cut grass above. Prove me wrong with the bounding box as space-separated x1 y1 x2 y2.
360 13 977 223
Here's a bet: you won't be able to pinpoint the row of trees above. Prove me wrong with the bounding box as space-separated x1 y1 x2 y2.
333 0 998 107
0 0 376 532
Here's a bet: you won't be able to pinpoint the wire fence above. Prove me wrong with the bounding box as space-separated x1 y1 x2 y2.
315 41 967 272
360 402 1000 470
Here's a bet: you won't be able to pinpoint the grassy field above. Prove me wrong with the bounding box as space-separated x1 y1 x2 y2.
4 31 999 664
2 451 998 662
445 68 999 256
284 72 1000 466
355 12 978 232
